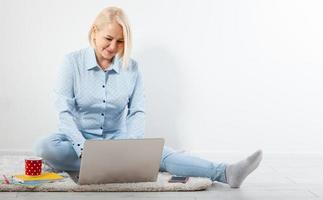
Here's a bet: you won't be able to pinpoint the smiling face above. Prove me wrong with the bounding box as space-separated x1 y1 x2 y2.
93 22 124 67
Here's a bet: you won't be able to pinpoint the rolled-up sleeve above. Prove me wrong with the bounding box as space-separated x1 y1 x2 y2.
53 55 85 157
114 63 145 139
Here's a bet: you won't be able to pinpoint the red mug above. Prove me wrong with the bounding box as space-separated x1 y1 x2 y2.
25 157 42 176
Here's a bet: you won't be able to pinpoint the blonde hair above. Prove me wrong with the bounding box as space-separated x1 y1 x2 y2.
88 7 132 69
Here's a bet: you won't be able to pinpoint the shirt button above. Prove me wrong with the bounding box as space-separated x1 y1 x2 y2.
102 85 105 88
101 113 104 116
103 100 106 103
100 127 103 129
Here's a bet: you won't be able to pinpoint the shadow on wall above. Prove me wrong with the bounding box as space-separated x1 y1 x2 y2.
137 45 183 150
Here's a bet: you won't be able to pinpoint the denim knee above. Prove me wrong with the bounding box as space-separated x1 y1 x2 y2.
34 136 49 158
33 133 73 162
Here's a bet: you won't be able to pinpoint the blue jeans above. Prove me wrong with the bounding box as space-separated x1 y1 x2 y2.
34 133 227 183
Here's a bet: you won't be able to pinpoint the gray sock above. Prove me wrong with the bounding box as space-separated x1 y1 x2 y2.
225 150 263 188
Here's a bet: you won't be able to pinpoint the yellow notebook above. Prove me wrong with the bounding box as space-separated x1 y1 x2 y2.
13 172 64 183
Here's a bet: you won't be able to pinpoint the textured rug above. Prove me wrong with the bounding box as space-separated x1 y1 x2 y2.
0 155 212 192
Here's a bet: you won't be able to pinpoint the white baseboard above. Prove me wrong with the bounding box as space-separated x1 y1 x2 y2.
0 149 33 155
188 150 323 161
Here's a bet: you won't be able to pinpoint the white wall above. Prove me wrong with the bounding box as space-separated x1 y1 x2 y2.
0 0 322 154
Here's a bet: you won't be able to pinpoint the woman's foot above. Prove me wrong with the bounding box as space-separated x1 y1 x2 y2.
225 150 263 188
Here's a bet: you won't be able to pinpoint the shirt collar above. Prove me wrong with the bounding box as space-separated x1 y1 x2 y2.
85 47 120 74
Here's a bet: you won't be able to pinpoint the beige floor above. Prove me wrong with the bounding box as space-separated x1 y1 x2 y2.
1 152 322 199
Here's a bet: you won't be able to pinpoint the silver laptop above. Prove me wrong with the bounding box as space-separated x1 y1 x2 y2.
70 138 164 185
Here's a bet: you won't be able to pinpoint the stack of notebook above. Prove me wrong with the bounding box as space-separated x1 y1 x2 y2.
12 172 64 186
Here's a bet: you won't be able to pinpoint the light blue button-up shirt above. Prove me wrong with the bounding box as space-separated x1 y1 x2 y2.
53 47 145 157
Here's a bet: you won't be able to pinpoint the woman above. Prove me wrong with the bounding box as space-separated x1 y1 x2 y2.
35 6 262 188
